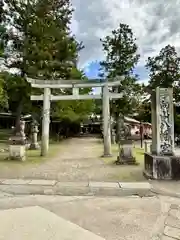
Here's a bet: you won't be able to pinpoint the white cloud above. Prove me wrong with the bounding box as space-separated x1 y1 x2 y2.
71 0 180 68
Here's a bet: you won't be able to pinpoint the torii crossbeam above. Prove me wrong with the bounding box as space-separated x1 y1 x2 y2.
27 77 124 157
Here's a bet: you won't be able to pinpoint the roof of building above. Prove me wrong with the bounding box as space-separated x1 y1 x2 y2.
124 116 140 123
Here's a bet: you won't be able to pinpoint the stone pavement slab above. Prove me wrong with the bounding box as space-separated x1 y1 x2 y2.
119 182 151 189
169 208 180 219
150 181 180 198
0 206 105 240
43 196 162 240
28 179 56 186
89 181 119 188
164 225 180 239
4 178 180 198
1 179 31 185
162 203 180 240
89 181 121 196
57 181 89 187
165 215 180 228
161 235 175 240
55 181 90 196
0 179 153 197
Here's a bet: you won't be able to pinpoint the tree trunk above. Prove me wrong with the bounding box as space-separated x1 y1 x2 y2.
115 113 119 143
15 100 23 131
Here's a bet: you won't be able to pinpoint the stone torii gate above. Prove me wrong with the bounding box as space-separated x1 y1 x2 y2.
26 77 123 157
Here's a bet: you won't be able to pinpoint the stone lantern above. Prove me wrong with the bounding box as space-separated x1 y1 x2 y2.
29 120 40 150
115 114 137 165
8 119 26 161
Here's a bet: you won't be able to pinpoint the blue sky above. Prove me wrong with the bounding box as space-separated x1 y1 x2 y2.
71 0 180 85
84 61 149 85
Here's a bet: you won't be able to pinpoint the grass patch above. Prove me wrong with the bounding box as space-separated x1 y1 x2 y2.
0 129 61 166
0 129 11 140
0 143 60 166
0 129 11 147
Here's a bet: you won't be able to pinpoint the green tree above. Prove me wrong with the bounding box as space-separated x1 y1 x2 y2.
0 1 8 109
52 68 95 122
2 0 92 124
24 0 83 79
0 74 8 110
99 23 141 117
135 100 151 123
145 45 180 131
146 45 180 89
0 0 8 57
2 72 32 114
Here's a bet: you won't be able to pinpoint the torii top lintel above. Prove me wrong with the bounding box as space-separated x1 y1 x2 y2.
26 77 124 89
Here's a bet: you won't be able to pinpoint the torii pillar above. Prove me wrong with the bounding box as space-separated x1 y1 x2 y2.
41 87 51 156
102 83 112 157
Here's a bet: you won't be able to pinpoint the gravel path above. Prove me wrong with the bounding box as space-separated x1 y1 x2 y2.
0 137 145 181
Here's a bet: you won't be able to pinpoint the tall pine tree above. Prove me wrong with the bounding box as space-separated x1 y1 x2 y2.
2 0 93 123
100 23 141 117
146 45 180 89
4 0 82 78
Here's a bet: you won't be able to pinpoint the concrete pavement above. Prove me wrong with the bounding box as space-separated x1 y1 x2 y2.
0 195 165 240
0 206 105 240
0 194 180 239
0 184 179 239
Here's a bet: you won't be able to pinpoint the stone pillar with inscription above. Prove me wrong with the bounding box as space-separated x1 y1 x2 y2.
144 87 180 180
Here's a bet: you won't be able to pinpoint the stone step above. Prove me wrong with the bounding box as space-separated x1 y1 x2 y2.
0 206 105 240
0 179 153 197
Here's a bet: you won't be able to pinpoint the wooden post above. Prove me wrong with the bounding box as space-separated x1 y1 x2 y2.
102 83 112 157
41 87 51 156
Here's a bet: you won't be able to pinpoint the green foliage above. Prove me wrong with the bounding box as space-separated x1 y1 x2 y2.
146 45 180 89
51 68 95 122
0 0 93 123
2 72 32 112
25 0 83 79
53 100 95 122
0 74 8 109
135 100 151 123
0 1 8 58
4 0 82 78
144 44 180 128
174 113 180 135
99 23 141 116
137 44 180 126
100 23 139 77
111 76 142 116
94 99 102 116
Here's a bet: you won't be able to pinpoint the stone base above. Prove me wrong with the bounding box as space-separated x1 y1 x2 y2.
144 153 180 180
29 143 40 150
115 145 139 165
101 154 113 158
8 145 26 161
115 156 139 165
